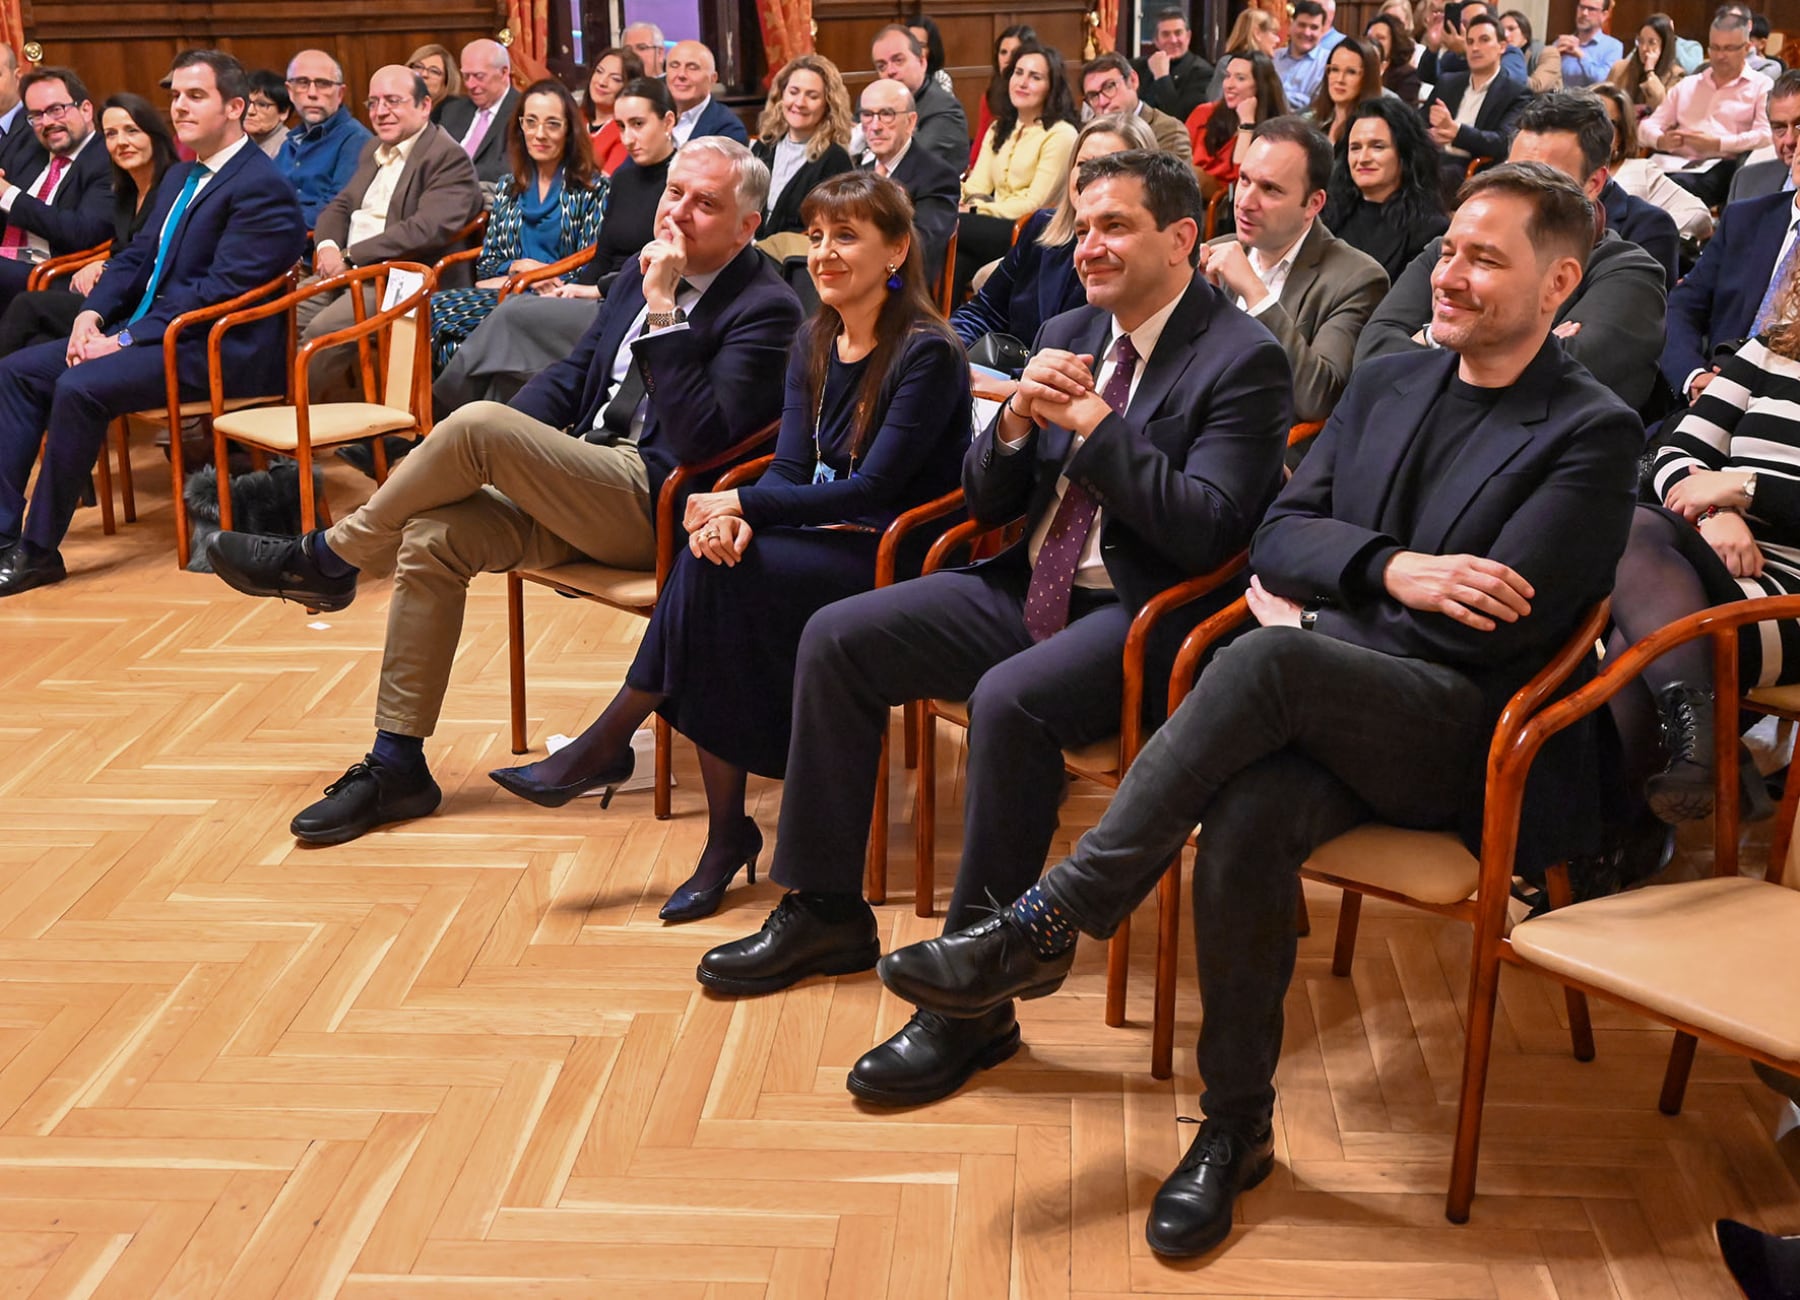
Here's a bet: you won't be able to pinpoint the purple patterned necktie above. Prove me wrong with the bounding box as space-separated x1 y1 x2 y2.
1022 333 1140 643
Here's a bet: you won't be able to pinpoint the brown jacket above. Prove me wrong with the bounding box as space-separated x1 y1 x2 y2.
313 122 483 270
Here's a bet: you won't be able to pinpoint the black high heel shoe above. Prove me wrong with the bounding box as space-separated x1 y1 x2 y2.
488 749 635 809
660 818 763 923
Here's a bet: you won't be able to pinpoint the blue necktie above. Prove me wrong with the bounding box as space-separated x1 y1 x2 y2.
1752 218 1800 336
129 164 209 324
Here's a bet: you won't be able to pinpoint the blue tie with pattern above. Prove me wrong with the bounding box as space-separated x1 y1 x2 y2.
129 164 210 324
1752 217 1800 336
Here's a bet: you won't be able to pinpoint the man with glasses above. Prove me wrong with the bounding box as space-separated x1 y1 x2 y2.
0 45 45 185
622 22 666 78
439 38 519 184
1640 9 1772 208
869 25 968 175
0 66 112 313
275 49 370 225
1550 0 1621 89
1728 67 1799 202
857 78 957 285
1080 53 1192 164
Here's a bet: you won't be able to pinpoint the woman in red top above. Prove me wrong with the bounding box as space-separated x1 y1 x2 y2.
1185 51 1287 194
583 46 644 176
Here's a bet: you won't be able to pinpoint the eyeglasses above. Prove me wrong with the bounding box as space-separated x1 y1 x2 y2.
407 62 443 77
286 77 341 93
247 98 280 112
24 102 78 126
520 116 566 133
857 107 911 122
1082 77 1125 105
365 95 418 112
1708 40 1748 53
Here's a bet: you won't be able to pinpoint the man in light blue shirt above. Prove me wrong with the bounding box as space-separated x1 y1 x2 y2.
1275 0 1331 108
1317 0 1347 54
1553 0 1623 88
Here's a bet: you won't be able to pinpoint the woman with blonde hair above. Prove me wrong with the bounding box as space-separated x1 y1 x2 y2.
753 53 856 244
1206 9 1281 100
406 44 464 122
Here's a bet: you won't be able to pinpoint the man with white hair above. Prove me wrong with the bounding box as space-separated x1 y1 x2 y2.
439 37 520 183
664 40 748 144
207 138 801 847
622 22 666 77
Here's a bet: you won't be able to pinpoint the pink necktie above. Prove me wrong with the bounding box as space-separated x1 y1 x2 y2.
463 108 492 158
1022 334 1140 643
1 154 67 256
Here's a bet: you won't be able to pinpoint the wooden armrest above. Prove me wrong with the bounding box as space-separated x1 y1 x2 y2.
431 245 484 279
715 453 775 492
876 488 967 588
163 265 300 421
1118 552 1247 763
653 419 783 588
1168 596 1251 716
499 245 600 302
923 515 1018 575
28 242 108 292
1288 420 1325 447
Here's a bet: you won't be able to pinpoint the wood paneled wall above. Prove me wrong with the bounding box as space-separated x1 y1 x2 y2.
18 0 505 106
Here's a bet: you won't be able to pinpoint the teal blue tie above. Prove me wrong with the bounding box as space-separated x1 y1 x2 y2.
129 163 210 324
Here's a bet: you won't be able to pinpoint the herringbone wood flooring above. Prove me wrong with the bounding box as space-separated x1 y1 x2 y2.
1 445 1796 1298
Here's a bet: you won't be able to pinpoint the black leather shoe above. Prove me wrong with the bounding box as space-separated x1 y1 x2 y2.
846 1003 1020 1106
488 749 635 809
0 543 66 597
208 529 357 612
290 756 442 845
696 893 880 995
1145 1118 1275 1258
877 911 1075 1018
1717 1217 1800 1300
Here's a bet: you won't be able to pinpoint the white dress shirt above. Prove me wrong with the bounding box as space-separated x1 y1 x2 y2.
597 265 724 440
673 97 712 146
1237 223 1309 319
318 127 424 257
1445 70 1498 158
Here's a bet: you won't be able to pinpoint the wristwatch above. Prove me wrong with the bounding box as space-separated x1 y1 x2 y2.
645 307 687 330
1300 605 1319 632
116 328 134 348
1743 472 1759 508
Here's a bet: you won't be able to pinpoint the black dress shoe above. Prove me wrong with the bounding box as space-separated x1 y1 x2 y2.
846 1003 1020 1106
877 911 1075 1019
1144 1118 1275 1258
290 756 442 846
207 530 357 612
696 893 880 996
0 543 66 597
1717 1218 1800 1299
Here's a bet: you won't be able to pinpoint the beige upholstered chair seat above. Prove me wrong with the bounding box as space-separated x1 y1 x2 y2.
1509 876 1800 1061
1303 824 1480 906
146 395 280 421
517 562 657 611
930 699 1121 777
213 403 418 451
1748 684 1800 713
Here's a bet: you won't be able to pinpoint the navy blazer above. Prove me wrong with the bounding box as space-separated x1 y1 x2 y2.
1662 190 1795 391
1601 178 1680 291
1254 340 1642 870
964 273 1290 622
83 140 307 396
510 240 801 503
438 88 520 183
3 137 114 257
948 208 1083 353
883 145 960 290
1422 73 1529 164
0 113 46 194
686 98 749 146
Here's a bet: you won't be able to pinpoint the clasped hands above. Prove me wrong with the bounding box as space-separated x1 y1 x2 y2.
1244 553 1536 633
683 489 751 566
1663 470 1763 578
1002 349 1116 441
64 310 122 367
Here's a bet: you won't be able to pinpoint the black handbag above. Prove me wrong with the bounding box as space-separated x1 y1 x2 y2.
966 332 1030 376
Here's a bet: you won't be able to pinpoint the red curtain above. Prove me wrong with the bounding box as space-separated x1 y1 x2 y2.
506 0 552 81
0 0 24 66
755 0 813 82
1092 0 1120 55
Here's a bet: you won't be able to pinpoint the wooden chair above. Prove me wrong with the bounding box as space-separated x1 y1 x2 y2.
936 225 958 315
497 245 598 302
1204 190 1229 240
205 262 436 533
1147 598 1612 1083
505 421 781 821
25 245 118 531
906 518 1247 1025
1449 595 1800 1222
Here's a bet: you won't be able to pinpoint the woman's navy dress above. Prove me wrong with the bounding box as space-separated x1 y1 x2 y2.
625 327 973 777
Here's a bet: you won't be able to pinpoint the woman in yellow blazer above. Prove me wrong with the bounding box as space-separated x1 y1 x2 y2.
954 40 1080 300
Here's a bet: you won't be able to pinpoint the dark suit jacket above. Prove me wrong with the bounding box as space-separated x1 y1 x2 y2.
1600 178 1680 290
438 88 520 183
2 134 114 256
84 139 307 396
948 207 1082 355
1358 229 1669 414
686 97 750 145
911 79 971 178
753 139 853 237
1254 340 1643 870
0 111 46 194
1133 51 1215 124
963 274 1290 628
511 240 802 502
1727 158 1792 204
313 123 483 269
883 144 960 290
1422 72 1529 164
1662 189 1794 392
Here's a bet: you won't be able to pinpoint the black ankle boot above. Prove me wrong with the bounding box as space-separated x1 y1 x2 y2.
1646 683 1716 824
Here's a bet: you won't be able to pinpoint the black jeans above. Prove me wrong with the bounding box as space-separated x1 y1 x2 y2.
1038 625 1489 1130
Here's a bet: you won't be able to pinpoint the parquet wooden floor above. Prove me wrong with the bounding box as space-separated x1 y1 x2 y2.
2 446 1797 1299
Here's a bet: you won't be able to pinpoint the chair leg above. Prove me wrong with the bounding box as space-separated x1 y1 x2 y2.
1447 940 1505 1223
914 710 936 918
653 716 671 820
213 420 236 533
902 700 918 770
170 417 192 568
1659 1032 1698 1116
866 727 890 905
372 434 391 484
1769 751 1800 880
1330 889 1361 977
1151 856 1182 1080
1542 865 1595 1062
507 573 528 755
1295 885 1311 937
1105 915 1130 1028
94 434 115 535
115 418 136 523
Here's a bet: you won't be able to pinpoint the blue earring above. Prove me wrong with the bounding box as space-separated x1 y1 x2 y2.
886 264 902 291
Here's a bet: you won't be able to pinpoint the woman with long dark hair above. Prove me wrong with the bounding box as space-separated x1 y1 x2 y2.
1608 13 1684 113
1308 37 1387 144
1363 13 1422 102
1320 96 1447 283
971 25 1036 168
752 54 855 242
491 173 973 923
582 46 644 175
1186 51 1288 195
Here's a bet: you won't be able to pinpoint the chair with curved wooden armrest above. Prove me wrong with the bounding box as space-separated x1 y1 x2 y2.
936 225 959 314
1010 212 1034 247
1145 596 1609 1083
498 245 600 303
1204 189 1229 240
909 521 1247 1025
505 419 781 821
205 262 436 534
26 242 108 292
1446 595 1800 1223
1287 420 1324 448
428 213 488 289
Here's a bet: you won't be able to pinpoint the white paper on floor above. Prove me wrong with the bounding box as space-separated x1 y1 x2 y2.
307 622 331 631
543 727 666 795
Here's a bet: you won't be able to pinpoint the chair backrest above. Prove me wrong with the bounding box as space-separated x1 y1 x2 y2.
936 225 958 315
384 305 421 411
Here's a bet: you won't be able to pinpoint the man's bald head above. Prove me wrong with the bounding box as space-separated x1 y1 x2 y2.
860 77 918 163
286 48 346 124
665 40 717 113
459 38 511 109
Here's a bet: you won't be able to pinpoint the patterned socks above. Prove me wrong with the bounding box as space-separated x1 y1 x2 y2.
309 531 357 580
1008 881 1079 958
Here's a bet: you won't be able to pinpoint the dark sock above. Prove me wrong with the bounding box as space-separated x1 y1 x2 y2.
371 730 426 776
1008 881 1079 958
795 890 870 923
310 531 357 579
